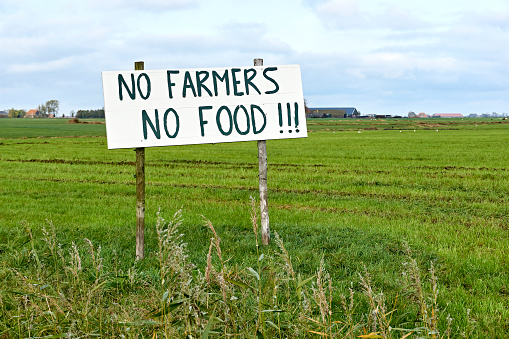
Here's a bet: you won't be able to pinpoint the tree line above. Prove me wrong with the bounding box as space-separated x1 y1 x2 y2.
76 109 105 119
7 109 27 118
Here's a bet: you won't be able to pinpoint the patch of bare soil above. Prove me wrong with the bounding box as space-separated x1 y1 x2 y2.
67 118 104 124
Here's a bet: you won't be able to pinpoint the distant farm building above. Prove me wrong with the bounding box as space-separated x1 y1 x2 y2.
417 113 428 118
25 109 40 118
0 111 8 118
307 107 360 118
432 113 464 118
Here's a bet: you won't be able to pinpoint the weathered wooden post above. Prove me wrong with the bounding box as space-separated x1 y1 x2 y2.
254 58 270 245
135 61 145 259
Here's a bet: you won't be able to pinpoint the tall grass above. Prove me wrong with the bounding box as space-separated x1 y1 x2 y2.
0 200 473 338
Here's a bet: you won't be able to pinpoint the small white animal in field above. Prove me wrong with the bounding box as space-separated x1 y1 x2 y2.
414 130 416 132
400 130 402 132
358 131 362 133
436 129 438 132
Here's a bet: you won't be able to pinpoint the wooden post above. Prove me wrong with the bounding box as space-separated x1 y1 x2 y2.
254 58 270 245
135 61 146 259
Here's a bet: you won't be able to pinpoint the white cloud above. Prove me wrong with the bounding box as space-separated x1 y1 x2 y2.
317 0 358 17
312 0 429 31
7 57 76 74
358 53 463 79
376 5 428 30
88 0 198 11
314 0 360 29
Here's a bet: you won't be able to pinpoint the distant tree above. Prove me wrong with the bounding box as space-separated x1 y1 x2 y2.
35 100 59 118
304 98 310 114
8 108 26 118
38 104 48 118
46 100 59 117
8 108 16 118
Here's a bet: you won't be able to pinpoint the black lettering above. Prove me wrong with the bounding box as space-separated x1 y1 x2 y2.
142 109 160 139
263 67 279 94
250 104 266 134
212 70 230 96
182 71 197 98
137 73 151 100
234 105 250 135
216 106 233 136
244 68 261 95
231 68 244 96
196 71 213 97
163 108 179 138
118 74 135 100
198 106 212 137
166 70 179 99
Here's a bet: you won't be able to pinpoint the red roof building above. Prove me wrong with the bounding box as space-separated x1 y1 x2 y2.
25 109 39 118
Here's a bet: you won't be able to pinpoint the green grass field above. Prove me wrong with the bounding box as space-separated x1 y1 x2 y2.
0 118 106 138
0 117 508 337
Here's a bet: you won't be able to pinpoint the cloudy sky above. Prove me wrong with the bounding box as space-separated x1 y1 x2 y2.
1 0 508 116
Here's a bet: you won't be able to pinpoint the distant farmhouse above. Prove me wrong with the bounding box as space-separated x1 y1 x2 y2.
25 109 40 118
0 110 8 118
307 107 360 118
432 113 463 118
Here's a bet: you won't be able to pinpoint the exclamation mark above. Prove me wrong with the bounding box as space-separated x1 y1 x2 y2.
278 103 283 133
294 102 299 133
287 103 292 133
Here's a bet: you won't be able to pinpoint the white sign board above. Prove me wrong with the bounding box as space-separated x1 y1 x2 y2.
102 65 307 149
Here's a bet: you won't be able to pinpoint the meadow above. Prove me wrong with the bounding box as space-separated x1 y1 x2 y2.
0 117 508 337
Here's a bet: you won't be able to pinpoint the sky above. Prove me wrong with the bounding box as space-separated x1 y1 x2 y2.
1 0 508 116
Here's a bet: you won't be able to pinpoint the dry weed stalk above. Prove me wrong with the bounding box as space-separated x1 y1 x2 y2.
41 220 57 257
359 267 392 338
205 237 214 284
274 231 295 280
84 238 103 280
41 220 66 268
67 241 82 279
402 244 442 338
202 216 228 303
314 256 331 324
156 208 192 292
338 284 357 339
